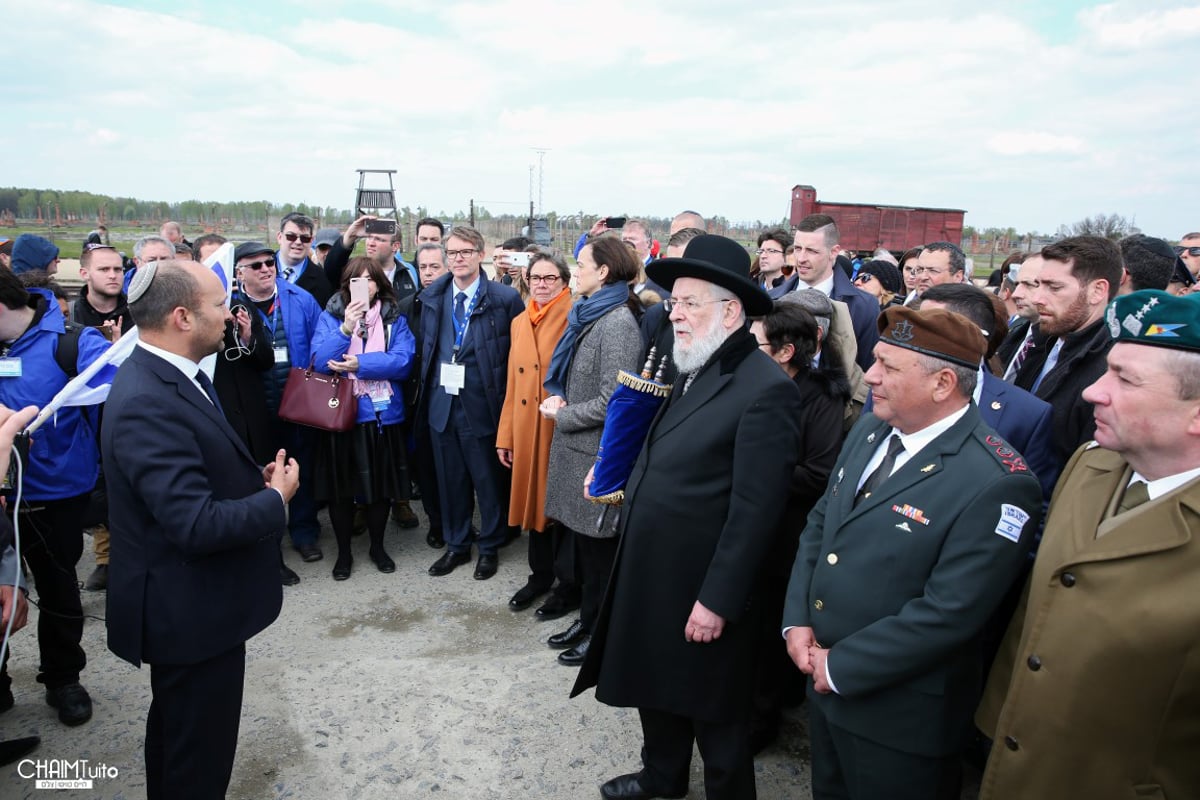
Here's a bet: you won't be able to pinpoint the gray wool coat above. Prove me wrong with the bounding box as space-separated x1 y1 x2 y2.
543 304 644 537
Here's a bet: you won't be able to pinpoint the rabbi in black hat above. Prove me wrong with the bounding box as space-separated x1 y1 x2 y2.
570 235 804 800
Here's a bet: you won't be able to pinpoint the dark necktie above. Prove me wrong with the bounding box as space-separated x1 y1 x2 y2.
855 434 905 507
1116 480 1150 515
454 292 467 326
282 266 294 281
195 370 225 416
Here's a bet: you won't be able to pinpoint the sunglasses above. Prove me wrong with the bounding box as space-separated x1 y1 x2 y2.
239 259 275 271
1179 246 1200 257
282 232 313 244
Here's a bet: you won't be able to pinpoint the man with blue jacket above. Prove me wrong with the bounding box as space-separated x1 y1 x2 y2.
232 243 324 573
0 269 111 726
419 226 523 580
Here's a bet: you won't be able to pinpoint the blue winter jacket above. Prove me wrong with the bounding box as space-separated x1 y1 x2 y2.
311 295 416 426
0 290 111 500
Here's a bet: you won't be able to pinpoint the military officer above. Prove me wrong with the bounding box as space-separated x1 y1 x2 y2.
976 290 1200 799
782 306 1043 800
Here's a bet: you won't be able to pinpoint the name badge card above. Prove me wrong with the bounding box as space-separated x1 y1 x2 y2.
441 362 465 396
273 346 289 365
0 358 22 378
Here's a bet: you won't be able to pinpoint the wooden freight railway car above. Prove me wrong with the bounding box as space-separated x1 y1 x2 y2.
789 184 965 255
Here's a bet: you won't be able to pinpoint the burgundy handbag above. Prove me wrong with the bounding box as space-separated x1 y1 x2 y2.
277 362 356 432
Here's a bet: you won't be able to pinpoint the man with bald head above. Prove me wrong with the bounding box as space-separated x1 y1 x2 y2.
104 260 299 799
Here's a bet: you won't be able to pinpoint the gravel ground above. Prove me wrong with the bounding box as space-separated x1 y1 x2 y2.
1 510 823 800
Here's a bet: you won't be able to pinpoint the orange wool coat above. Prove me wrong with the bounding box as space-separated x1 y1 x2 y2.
496 290 573 532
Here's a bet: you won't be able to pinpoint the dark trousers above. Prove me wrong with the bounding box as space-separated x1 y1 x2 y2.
637 707 756 800
280 423 320 547
430 401 506 555
750 571 804 737
413 426 442 534
575 530 618 633
146 644 246 800
0 494 89 691
808 699 962 800
527 522 578 594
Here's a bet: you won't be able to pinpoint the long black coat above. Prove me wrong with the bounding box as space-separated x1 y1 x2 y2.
572 329 803 722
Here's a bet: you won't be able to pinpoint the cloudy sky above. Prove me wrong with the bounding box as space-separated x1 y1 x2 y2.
6 0 1198 237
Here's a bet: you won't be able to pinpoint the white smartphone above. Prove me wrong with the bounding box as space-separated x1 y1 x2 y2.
349 277 370 307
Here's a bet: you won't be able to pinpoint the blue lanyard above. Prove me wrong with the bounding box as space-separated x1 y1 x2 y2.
451 288 482 362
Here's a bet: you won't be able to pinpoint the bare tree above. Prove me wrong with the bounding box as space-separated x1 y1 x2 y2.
1056 213 1140 241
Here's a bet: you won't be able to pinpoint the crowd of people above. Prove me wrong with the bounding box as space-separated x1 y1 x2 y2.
0 210 1198 800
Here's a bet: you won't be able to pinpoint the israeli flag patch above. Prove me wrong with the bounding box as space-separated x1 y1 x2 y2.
994 504 1030 543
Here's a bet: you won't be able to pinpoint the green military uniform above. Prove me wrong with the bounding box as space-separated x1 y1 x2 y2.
783 405 1042 763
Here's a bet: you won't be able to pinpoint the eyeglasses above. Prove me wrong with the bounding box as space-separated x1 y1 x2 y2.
912 267 947 277
282 232 313 244
1180 246 1200 257
664 297 733 314
239 259 275 271
756 248 784 256
528 275 560 284
446 249 478 259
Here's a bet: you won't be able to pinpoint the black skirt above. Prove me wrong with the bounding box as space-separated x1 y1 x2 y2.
314 420 410 505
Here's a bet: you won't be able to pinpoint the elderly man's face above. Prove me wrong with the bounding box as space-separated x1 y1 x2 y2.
137 240 174 267
416 249 447 288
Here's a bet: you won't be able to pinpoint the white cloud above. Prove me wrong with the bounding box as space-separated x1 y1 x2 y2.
986 132 1088 156
3 0 1199 236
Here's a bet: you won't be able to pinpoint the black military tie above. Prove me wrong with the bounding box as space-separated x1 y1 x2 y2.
855 434 905 507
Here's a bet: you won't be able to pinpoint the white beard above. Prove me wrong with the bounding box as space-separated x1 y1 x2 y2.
673 318 730 374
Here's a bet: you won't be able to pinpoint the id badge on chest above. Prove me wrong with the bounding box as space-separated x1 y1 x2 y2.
273 346 289 365
441 361 465 396
0 357 22 378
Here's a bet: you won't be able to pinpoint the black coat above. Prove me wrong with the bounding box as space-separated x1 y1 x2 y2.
276 251 334 310
213 307 275 465
572 329 803 722
1013 316 1112 464
323 237 418 303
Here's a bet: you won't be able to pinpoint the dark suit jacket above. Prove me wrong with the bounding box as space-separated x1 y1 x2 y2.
573 330 804 722
995 317 1032 369
418 272 523 437
213 308 275 464
323 238 418 303
783 407 1042 757
275 251 333 310
102 346 286 667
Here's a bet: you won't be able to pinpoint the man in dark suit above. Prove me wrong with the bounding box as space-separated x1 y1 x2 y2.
782 307 1042 800
770 214 880 371
573 235 803 800
102 260 299 799
419 226 523 580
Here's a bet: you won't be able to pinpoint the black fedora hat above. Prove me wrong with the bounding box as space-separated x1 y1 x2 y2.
647 235 772 316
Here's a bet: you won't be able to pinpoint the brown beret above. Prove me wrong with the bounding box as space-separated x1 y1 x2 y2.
876 306 986 369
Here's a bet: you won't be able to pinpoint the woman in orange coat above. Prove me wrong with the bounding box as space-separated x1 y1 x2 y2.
496 248 577 616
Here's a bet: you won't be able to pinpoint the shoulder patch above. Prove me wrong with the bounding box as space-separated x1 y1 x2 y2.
984 433 1029 473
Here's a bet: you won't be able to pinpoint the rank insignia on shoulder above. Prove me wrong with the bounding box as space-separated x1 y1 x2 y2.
985 434 1029 473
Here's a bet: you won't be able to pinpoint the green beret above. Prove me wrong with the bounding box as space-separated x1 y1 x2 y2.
877 305 987 369
1105 290 1200 352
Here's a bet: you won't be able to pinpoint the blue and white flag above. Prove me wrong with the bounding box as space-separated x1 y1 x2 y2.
26 327 140 434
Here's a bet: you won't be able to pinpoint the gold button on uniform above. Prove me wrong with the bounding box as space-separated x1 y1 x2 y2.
814 599 824 611
827 553 838 565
